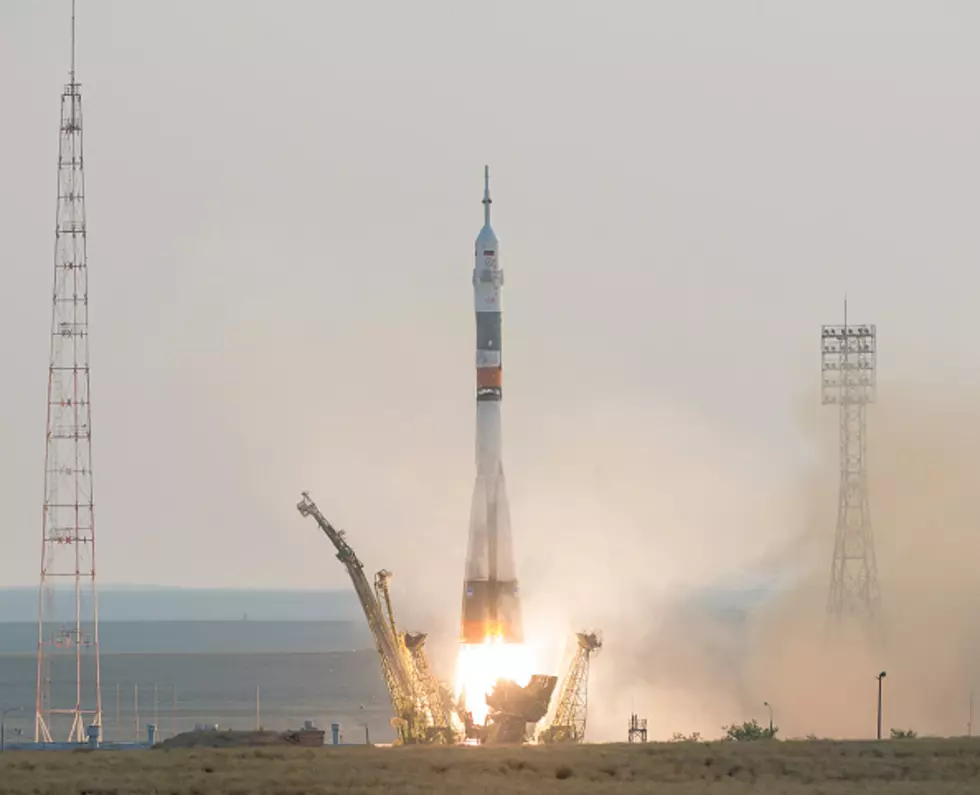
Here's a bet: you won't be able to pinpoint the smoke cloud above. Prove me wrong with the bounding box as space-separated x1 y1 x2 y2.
487 377 980 742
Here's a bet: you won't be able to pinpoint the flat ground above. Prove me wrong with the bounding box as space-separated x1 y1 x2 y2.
3 738 980 794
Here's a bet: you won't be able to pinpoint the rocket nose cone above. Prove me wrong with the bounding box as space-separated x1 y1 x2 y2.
476 225 498 250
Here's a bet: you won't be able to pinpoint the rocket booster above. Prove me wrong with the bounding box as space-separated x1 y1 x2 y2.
460 166 524 645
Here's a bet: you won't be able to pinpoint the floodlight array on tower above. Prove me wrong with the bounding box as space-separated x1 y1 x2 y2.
820 308 881 640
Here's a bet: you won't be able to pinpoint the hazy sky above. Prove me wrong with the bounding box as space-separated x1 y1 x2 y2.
2 0 979 611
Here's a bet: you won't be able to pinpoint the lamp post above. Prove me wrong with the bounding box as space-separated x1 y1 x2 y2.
763 701 773 736
876 671 886 740
359 704 370 746
1 707 24 752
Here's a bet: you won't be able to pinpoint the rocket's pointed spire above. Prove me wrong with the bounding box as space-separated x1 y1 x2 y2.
482 165 492 227
70 0 76 84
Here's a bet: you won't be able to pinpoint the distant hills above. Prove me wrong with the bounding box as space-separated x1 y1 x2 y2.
0 586 362 622
0 619 374 654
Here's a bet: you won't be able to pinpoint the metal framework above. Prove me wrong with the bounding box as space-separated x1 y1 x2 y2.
628 713 647 743
375 571 455 742
35 1 103 744
539 631 602 744
821 306 880 636
296 492 455 744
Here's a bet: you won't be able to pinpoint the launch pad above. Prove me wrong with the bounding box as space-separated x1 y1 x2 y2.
297 491 600 745
469 676 558 744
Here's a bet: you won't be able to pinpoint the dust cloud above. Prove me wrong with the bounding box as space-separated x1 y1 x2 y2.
505 380 980 742
295 368 980 744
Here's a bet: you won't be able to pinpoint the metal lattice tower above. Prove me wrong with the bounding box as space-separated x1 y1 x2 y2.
627 713 647 743
820 303 880 637
539 632 602 744
35 1 103 744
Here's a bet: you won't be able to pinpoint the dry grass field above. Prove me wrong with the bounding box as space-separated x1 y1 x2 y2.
3 738 980 794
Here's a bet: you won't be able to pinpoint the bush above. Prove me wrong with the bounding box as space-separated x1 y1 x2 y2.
722 719 778 741
555 765 574 779
890 728 918 739
670 732 702 743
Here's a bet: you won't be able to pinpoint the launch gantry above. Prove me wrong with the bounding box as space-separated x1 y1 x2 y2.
374 570 456 743
539 631 602 744
296 492 455 745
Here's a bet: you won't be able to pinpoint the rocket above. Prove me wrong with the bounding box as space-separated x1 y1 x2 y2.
460 166 524 645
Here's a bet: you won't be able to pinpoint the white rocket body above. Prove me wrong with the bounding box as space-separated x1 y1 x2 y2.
460 167 523 644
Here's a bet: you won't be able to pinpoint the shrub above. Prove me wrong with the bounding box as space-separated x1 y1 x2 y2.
555 765 574 779
722 719 777 741
670 732 702 742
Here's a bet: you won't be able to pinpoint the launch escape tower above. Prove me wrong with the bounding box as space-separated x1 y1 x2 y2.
35 2 103 743
821 305 881 638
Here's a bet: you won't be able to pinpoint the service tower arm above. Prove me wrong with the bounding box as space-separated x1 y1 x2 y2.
375 570 456 742
539 632 602 744
296 492 419 740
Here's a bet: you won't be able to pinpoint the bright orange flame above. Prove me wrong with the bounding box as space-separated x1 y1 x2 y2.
454 635 535 725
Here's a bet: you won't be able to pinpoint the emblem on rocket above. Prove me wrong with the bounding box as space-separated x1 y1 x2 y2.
459 166 524 645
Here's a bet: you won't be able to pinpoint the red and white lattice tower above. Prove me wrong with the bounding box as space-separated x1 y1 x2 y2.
35 1 103 744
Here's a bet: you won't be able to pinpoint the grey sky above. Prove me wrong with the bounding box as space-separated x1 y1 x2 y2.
1 0 979 615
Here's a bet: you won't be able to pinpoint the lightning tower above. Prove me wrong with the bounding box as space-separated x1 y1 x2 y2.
35 1 103 743
821 302 880 638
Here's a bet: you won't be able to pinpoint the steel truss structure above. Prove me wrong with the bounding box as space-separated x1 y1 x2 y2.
36 1 103 744
821 307 881 638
